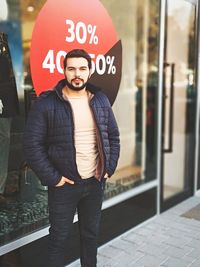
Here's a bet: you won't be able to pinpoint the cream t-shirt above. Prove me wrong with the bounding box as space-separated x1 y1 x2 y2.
68 94 99 179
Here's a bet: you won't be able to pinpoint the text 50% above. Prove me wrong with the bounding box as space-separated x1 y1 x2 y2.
91 54 116 75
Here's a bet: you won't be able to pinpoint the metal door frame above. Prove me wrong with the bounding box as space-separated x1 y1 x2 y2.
157 0 200 213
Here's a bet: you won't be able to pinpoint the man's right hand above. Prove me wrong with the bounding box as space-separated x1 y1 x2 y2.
55 176 75 187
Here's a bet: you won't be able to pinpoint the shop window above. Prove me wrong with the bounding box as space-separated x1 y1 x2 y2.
0 0 159 248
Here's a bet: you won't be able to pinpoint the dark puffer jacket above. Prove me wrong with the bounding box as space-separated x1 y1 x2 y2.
23 79 120 186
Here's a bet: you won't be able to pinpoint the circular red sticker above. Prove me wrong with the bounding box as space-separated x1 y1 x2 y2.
30 0 122 104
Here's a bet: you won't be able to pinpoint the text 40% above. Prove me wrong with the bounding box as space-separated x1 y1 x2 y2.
66 19 98 45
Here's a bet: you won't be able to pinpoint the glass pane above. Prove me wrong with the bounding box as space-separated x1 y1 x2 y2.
163 0 196 199
101 0 159 199
0 0 47 247
0 0 159 247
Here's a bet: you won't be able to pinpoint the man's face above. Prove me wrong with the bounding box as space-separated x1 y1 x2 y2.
64 57 91 91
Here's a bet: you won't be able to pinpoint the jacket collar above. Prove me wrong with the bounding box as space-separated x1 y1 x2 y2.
54 79 101 100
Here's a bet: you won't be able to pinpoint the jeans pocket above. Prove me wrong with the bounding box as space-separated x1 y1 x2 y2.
49 184 68 205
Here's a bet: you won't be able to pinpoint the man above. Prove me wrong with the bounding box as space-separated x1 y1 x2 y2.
23 49 120 267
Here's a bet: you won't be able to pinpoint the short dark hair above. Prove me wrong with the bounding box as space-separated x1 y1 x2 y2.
63 49 92 70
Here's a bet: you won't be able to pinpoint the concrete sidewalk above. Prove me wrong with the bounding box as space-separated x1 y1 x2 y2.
68 196 200 267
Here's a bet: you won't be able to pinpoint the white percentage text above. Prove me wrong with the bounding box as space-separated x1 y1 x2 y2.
42 50 116 76
66 19 98 45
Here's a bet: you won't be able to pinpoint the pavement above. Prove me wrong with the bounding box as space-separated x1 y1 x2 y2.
68 195 200 267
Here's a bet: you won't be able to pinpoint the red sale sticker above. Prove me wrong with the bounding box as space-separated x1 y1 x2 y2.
30 0 122 105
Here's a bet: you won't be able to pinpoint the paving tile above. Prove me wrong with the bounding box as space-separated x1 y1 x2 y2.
135 227 154 237
186 248 200 258
188 259 200 267
98 245 122 259
137 243 168 257
181 255 196 265
160 256 191 267
134 254 168 267
187 239 200 249
163 236 192 248
163 245 193 259
98 250 144 267
165 228 190 239
121 232 146 246
110 238 138 253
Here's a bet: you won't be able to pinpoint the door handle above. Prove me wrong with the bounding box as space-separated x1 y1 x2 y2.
163 63 175 153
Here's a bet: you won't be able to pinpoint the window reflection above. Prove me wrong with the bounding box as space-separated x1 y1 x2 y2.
102 0 159 199
0 0 159 246
163 0 196 199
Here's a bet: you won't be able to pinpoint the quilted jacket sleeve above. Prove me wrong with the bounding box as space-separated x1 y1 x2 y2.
23 99 62 186
107 105 120 177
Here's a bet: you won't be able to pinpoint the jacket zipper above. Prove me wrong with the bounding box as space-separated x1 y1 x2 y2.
65 100 81 179
90 101 106 181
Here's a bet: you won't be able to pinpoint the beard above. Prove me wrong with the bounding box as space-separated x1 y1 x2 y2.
65 76 90 91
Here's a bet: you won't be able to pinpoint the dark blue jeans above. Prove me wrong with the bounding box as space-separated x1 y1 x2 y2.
48 177 105 267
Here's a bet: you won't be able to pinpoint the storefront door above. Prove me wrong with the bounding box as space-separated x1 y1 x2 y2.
161 0 197 210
